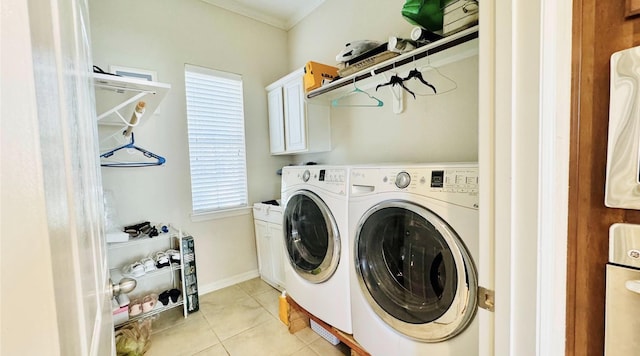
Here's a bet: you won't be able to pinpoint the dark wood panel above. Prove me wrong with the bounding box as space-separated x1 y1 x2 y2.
567 0 640 355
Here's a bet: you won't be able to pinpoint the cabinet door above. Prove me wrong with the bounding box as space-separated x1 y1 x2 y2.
283 77 307 152
267 88 285 154
254 220 274 281
267 222 286 288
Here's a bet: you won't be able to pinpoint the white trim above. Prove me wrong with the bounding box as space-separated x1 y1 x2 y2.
196 269 260 295
190 206 252 222
477 0 496 354
537 0 571 354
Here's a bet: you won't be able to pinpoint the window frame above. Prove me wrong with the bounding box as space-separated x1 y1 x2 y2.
184 64 249 219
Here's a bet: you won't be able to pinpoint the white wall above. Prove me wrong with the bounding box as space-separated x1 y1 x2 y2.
89 0 293 291
288 0 479 165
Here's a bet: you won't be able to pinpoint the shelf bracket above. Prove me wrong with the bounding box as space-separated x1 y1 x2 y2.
96 90 151 121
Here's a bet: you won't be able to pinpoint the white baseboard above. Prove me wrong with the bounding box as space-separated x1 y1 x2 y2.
197 269 260 296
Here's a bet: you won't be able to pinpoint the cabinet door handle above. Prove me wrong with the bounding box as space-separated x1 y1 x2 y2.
625 280 640 294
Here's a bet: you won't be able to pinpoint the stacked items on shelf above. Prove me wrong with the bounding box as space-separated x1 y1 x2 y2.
335 40 399 78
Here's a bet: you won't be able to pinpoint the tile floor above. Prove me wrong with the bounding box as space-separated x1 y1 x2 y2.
145 278 351 356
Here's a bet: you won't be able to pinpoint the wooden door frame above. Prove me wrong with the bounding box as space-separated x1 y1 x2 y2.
567 0 640 355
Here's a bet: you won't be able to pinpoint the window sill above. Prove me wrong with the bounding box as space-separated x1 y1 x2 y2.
190 206 252 222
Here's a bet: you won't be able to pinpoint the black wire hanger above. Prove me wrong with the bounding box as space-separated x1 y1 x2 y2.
402 68 437 94
375 74 416 99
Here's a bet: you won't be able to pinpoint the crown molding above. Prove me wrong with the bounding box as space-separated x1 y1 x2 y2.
201 0 324 31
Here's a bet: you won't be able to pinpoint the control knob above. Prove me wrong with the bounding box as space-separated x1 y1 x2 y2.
395 171 411 189
302 170 311 182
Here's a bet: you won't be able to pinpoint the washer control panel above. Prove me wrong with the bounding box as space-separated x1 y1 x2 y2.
282 166 347 195
351 165 479 208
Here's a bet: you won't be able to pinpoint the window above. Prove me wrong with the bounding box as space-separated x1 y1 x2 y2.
184 64 248 214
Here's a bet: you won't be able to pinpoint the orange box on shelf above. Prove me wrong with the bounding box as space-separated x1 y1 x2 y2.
303 61 338 93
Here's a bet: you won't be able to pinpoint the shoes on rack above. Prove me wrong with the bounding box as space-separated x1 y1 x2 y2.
122 261 145 278
140 257 157 273
155 251 170 269
158 288 182 306
166 249 181 264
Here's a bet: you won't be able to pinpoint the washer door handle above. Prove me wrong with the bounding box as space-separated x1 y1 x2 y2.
625 280 640 294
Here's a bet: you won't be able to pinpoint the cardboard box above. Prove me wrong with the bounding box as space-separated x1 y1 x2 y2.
304 62 338 93
443 0 479 36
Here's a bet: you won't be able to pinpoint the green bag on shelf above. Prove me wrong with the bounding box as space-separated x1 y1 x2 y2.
401 0 445 32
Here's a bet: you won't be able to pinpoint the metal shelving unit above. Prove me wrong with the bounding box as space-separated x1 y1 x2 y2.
108 227 192 328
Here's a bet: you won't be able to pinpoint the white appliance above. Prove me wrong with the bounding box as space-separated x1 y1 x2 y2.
349 163 479 356
605 46 640 209
281 165 352 333
605 223 640 356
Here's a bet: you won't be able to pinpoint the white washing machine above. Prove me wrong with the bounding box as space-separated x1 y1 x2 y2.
281 165 352 333
349 163 479 356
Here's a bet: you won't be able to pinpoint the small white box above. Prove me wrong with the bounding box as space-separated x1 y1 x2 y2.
106 229 129 243
443 0 479 36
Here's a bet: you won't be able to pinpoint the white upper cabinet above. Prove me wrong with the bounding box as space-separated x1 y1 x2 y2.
266 68 331 155
267 88 286 153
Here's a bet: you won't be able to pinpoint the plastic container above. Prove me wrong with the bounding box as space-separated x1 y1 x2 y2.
279 291 289 326
310 319 340 345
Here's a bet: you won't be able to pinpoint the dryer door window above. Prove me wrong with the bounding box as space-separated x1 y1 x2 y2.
355 200 478 342
283 190 340 283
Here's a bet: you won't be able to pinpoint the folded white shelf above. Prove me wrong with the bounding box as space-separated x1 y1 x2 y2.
93 73 170 127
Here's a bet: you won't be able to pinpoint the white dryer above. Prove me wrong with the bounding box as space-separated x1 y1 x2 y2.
349 163 479 356
281 165 352 333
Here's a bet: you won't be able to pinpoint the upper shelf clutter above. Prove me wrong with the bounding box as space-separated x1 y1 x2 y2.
93 73 171 127
306 25 479 101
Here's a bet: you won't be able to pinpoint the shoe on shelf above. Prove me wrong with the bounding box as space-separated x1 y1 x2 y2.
140 257 157 273
158 290 170 306
122 261 145 278
166 249 181 264
155 251 170 269
142 294 158 313
169 288 181 304
129 299 142 317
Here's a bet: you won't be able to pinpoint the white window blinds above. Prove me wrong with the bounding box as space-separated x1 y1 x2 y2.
185 64 248 214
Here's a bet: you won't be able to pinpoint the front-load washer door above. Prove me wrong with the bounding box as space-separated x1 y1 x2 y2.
355 200 478 342
284 190 340 283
